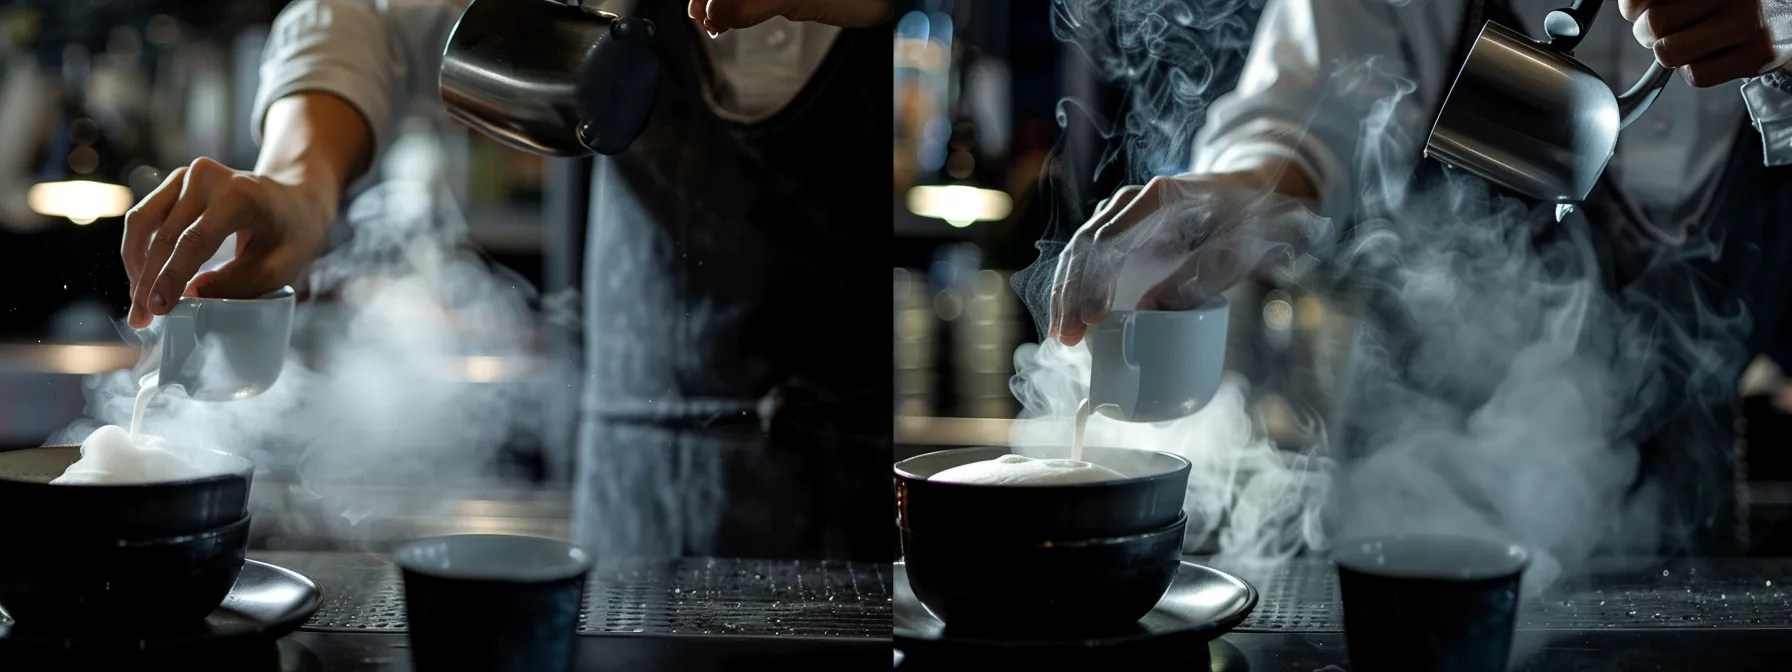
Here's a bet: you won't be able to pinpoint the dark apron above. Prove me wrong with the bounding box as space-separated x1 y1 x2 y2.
572 6 891 561
1404 0 1792 555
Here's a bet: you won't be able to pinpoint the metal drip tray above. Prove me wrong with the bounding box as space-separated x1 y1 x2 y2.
583 559 892 637
1219 558 1792 632
256 552 891 639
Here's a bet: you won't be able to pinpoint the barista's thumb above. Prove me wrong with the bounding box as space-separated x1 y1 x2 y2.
698 0 894 32
183 256 284 301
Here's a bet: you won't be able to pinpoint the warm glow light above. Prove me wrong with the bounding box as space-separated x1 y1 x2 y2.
28 180 133 224
0 344 139 374
906 185 1012 227
893 37 946 69
460 356 509 382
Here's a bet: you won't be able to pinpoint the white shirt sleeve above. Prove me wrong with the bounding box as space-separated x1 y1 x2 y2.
1191 0 1463 219
1743 78 1792 167
252 0 470 163
1739 2 1792 167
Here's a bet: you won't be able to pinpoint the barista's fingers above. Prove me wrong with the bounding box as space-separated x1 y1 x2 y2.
186 257 275 301
1070 241 1118 331
121 166 188 296
1650 7 1757 68
1049 186 1141 344
702 0 792 30
1089 185 1145 236
148 213 248 310
1682 40 1779 87
134 173 216 324
688 0 706 21
1092 182 1162 242
1617 0 1654 23
707 0 892 29
1049 235 1086 343
1631 2 1721 47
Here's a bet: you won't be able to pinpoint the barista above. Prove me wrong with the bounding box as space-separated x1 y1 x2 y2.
1036 0 1792 554
116 0 894 562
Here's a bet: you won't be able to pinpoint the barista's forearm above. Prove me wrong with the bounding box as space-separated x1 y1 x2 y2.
252 92 373 216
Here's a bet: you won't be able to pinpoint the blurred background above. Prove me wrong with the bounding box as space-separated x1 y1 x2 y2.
0 0 572 550
892 0 1069 426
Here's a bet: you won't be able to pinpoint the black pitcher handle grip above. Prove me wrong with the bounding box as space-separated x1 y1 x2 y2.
573 16 660 156
1543 0 1604 53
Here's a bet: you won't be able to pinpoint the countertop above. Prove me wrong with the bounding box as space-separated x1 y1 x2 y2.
896 555 1792 670
0 551 892 671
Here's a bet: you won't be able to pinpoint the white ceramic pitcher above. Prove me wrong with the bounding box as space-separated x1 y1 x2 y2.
1086 299 1228 423
157 286 295 401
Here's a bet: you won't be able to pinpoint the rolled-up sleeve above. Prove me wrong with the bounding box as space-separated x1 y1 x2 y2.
252 0 470 162
1192 0 1461 220
1742 76 1792 167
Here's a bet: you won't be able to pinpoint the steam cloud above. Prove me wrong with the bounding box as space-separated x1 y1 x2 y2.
1013 0 1749 592
52 160 577 551
1050 0 1263 177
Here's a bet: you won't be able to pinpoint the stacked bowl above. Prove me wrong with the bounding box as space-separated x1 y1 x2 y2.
0 445 255 630
894 445 1192 634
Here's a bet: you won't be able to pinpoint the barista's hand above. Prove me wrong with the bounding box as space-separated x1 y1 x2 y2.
691 0 893 34
1621 0 1787 87
1047 171 1333 346
121 157 334 329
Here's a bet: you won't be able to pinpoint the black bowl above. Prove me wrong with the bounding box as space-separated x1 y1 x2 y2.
901 513 1187 634
0 516 252 629
895 446 1190 542
0 445 253 538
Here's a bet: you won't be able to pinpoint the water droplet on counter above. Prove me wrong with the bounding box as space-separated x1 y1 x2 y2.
1662 569 1671 577
1627 610 1638 616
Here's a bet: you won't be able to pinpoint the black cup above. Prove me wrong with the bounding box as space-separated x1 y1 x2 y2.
903 514 1187 634
895 446 1191 542
1332 534 1530 672
395 535 594 672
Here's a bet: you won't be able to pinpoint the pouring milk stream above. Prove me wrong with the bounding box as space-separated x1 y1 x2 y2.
53 288 296 485
933 300 1228 485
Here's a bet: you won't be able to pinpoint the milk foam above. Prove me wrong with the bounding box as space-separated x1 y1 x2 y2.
52 373 220 485
930 454 1126 485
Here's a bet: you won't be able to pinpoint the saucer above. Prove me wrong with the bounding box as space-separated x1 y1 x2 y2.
0 560 323 654
893 560 1256 661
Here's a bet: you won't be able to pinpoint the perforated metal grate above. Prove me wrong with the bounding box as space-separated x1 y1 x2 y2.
1227 561 1341 632
581 558 893 637
1222 558 1792 633
256 552 891 638
287 558 408 631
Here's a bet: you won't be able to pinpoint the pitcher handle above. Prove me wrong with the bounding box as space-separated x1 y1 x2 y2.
1542 0 1672 129
1110 313 1143 420
1614 62 1674 130
158 300 204 398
